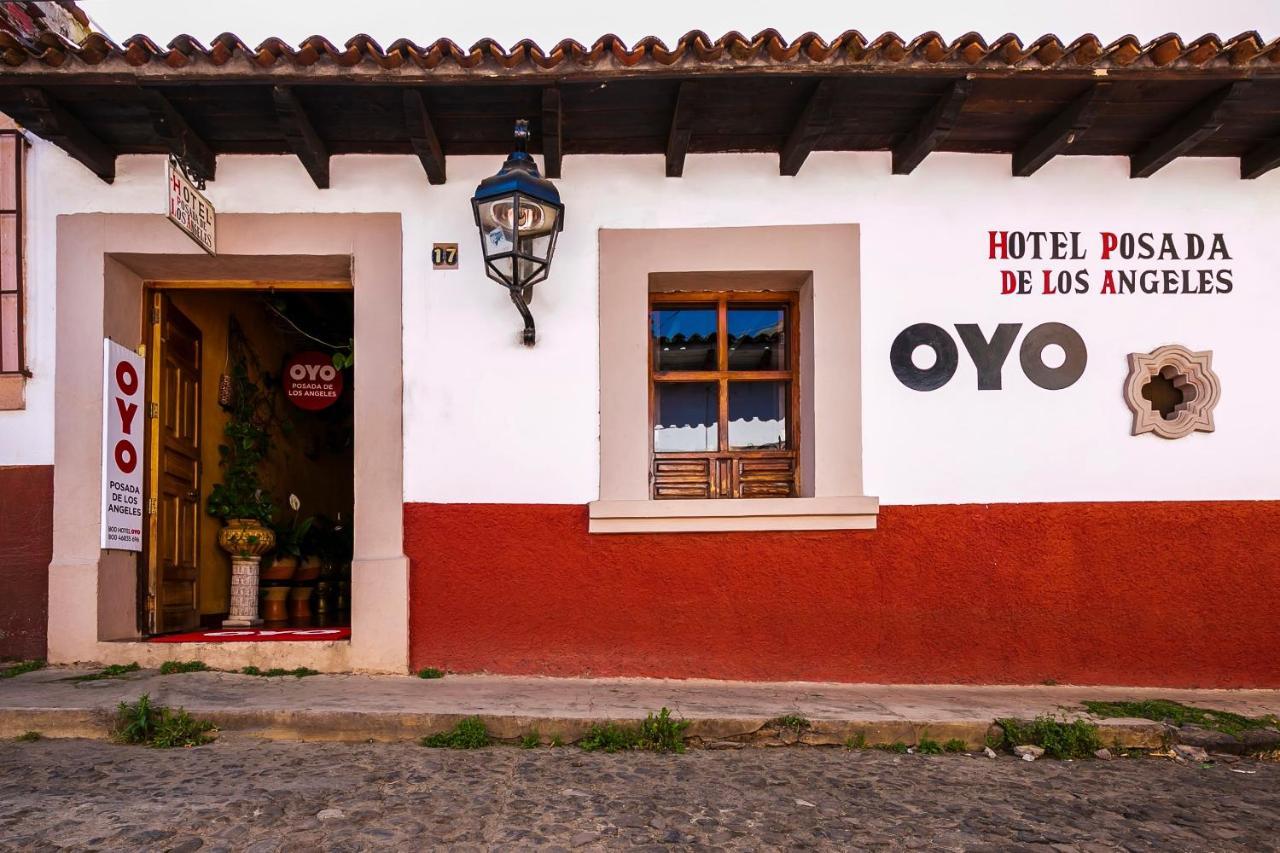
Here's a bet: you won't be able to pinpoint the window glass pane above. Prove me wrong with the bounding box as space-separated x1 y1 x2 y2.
654 382 718 452
1 291 17 372
728 381 788 449
728 306 787 370
0 214 17 292
651 307 717 371
0 136 15 210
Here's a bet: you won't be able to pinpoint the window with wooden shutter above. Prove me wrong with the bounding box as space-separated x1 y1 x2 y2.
0 129 24 376
649 291 800 499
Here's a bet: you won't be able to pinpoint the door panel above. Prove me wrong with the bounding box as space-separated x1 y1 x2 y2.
145 293 202 634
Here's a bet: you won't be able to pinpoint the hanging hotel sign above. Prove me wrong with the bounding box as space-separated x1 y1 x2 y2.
166 157 216 255
101 339 145 551
283 351 343 411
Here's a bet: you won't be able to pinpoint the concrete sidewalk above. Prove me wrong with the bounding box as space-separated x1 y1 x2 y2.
2 665 1278 749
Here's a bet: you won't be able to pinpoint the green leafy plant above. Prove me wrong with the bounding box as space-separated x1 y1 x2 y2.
943 738 968 753
1081 699 1279 738
845 732 868 750
768 715 812 732
421 717 491 749
417 667 445 679
240 666 318 678
916 737 943 755
111 694 215 748
875 741 910 754
158 660 210 675
637 708 689 753
520 732 541 749
206 356 275 523
272 493 315 562
67 662 140 682
15 731 41 742
578 722 639 753
0 659 45 679
996 715 1102 759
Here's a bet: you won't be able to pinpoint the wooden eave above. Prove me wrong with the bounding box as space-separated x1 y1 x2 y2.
2 28 1279 185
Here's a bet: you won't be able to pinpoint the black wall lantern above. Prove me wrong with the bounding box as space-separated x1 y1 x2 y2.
471 119 565 345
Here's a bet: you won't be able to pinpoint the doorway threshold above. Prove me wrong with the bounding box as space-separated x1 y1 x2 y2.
147 627 351 643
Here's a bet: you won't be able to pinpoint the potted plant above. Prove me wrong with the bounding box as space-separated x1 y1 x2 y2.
207 359 277 627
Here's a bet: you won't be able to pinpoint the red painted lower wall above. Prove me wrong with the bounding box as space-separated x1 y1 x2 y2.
0 465 52 660
406 501 1280 687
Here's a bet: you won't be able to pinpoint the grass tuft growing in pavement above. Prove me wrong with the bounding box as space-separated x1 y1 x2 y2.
520 732 541 749
112 694 216 748
1081 699 1279 738
15 731 42 742
159 660 211 675
916 737 944 755
579 709 690 754
943 738 968 753
767 714 811 732
239 666 319 678
67 662 141 682
417 667 445 679
996 715 1101 759
0 659 46 679
875 741 910 754
421 717 491 749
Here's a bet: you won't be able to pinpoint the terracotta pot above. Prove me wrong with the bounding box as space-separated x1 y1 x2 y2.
289 585 314 620
293 557 323 582
261 586 290 622
261 555 298 581
217 519 276 558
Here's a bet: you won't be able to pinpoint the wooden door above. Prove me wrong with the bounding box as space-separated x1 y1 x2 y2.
145 293 202 634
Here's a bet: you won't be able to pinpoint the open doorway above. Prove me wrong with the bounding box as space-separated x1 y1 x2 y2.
141 282 354 642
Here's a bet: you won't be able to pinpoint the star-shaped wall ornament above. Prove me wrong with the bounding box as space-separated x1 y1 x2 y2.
1124 345 1221 440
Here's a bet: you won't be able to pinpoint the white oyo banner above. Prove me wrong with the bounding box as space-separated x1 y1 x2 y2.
101 339 145 551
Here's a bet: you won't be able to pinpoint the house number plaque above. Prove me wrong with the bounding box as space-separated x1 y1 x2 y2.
432 243 459 270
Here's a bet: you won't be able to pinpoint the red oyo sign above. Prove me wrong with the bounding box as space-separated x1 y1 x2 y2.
283 351 343 411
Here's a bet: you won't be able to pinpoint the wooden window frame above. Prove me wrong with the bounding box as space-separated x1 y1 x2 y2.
648 290 801 499
0 130 26 376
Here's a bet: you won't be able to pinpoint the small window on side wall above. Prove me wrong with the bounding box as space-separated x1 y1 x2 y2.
649 292 799 499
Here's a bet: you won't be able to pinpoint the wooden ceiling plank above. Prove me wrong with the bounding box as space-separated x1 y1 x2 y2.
666 81 697 178
1012 82 1110 177
1130 80 1251 178
272 85 330 189
20 87 115 183
142 89 216 181
1240 136 1280 179
892 78 973 175
542 87 562 179
779 78 836 177
402 89 445 184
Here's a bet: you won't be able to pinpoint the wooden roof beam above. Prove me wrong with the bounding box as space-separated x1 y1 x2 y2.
1241 136 1280 179
272 85 329 189
20 87 114 183
142 89 215 182
892 78 973 175
1130 81 1251 178
780 79 835 176
542 87 562 179
403 89 445 185
666 81 698 178
1013 82 1110 177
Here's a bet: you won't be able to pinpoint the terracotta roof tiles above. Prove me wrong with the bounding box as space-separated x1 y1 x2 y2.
0 29 1278 77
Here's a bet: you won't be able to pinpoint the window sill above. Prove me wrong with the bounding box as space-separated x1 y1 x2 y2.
588 496 879 534
0 374 25 411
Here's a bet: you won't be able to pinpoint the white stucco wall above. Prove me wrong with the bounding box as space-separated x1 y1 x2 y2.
5 138 1280 505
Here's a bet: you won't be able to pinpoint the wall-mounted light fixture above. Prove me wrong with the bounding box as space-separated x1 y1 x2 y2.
471 119 564 345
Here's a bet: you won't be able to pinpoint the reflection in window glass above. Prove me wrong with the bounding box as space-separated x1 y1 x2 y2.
654 382 718 452
728 382 788 449
728 306 786 370
651 308 717 371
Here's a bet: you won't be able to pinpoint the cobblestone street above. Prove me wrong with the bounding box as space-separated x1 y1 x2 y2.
1 739 1277 851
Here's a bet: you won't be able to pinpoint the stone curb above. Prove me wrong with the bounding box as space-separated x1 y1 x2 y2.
0 707 1170 750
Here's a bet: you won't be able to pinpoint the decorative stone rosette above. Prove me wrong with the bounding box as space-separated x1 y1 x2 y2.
1124 345 1221 439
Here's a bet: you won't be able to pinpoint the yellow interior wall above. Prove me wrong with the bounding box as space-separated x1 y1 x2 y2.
166 289 354 616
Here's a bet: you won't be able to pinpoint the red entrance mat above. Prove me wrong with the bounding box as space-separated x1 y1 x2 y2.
148 627 351 643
